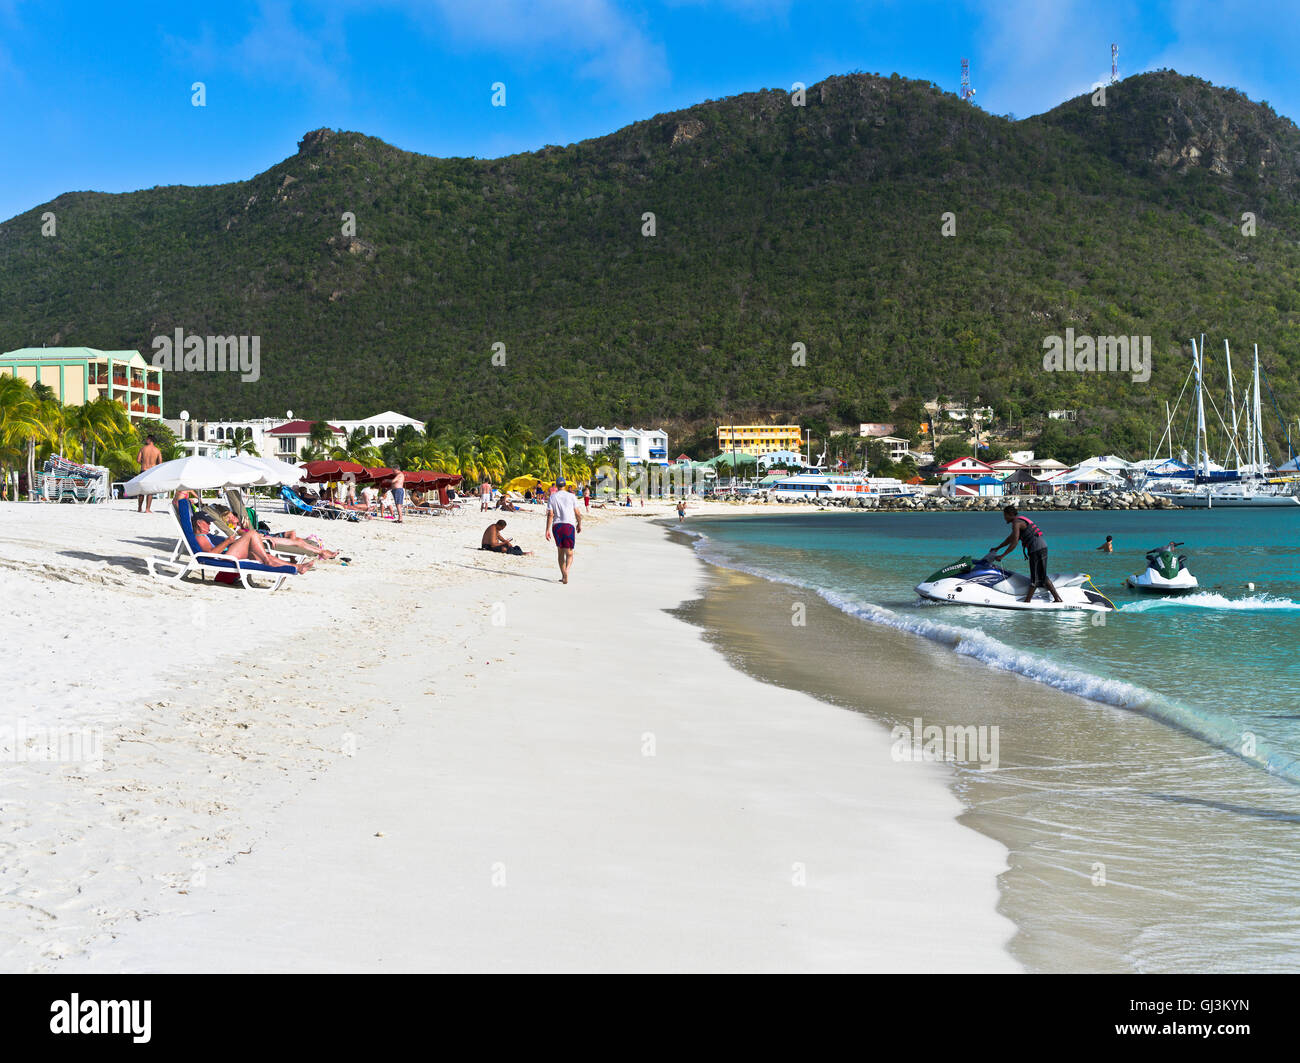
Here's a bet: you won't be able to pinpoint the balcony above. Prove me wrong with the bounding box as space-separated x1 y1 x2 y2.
146 381 160 392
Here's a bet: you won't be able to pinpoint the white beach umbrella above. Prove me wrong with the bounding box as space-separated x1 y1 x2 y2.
230 454 307 486
123 456 263 496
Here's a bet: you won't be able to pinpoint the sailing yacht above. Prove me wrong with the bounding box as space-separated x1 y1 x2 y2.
1152 340 1299 508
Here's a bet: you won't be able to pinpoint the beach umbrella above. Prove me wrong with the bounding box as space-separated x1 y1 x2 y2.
301 459 366 484
502 474 542 494
230 455 306 486
365 467 397 484
124 456 262 496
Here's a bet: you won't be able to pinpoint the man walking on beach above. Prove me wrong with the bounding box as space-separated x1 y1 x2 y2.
136 434 161 513
545 477 581 584
480 478 492 511
391 468 405 523
991 504 1063 604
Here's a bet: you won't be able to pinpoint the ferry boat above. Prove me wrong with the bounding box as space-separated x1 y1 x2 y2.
767 471 917 501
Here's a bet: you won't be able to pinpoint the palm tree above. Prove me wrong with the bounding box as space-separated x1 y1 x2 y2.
66 398 129 464
0 376 53 499
25 383 62 493
387 424 423 468
419 437 460 476
228 427 259 457
339 428 384 467
308 420 337 453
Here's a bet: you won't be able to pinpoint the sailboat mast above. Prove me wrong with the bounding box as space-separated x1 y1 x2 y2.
1192 337 1207 477
1224 339 1241 470
1254 345 1265 473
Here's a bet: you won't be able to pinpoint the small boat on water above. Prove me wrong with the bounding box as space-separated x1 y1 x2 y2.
1126 543 1199 593
768 471 918 502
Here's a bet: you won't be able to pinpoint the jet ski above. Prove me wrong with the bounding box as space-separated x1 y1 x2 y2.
1126 542 1199 594
915 554 1115 612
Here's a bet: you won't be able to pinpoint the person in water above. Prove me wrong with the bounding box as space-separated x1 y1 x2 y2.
1097 535 1113 553
991 504 1063 604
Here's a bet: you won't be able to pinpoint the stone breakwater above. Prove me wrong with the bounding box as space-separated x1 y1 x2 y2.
729 491 1180 512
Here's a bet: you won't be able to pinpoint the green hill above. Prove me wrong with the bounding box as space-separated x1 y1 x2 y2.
2 70 1299 458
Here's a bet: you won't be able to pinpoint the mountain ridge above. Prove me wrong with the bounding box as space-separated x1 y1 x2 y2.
2 69 1299 457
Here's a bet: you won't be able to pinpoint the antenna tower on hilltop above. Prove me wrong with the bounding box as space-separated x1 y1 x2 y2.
960 58 975 102
1111 43 1119 84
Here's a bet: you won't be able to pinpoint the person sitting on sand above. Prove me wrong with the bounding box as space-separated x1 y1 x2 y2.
192 514 313 572
209 504 340 560
481 519 531 555
496 495 517 512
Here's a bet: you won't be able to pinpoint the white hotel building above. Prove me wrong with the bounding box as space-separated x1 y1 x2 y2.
168 411 425 459
546 426 669 465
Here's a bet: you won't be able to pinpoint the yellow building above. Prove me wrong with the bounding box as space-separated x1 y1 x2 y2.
0 347 163 422
716 424 803 456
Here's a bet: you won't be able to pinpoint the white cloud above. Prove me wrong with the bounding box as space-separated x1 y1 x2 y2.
388 0 670 94
972 0 1300 121
167 0 347 96
973 0 1119 117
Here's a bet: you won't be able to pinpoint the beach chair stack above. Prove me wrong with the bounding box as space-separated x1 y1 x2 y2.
35 457 107 503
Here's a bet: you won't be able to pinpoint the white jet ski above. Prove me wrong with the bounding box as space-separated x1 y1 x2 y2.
915 554 1115 612
1126 542 1199 594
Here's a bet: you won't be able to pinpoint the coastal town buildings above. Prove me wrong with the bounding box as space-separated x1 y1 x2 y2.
716 424 802 457
1 346 163 423
166 411 424 458
546 426 670 465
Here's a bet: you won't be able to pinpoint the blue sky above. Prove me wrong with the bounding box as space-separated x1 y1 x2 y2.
1 0 1297 223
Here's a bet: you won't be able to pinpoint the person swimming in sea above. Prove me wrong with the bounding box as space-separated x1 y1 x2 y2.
1097 535 1113 553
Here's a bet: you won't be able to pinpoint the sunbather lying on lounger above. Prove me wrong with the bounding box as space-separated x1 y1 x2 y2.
193 515 314 573
210 504 340 559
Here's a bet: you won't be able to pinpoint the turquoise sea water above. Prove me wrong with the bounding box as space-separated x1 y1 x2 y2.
689 509 1300 781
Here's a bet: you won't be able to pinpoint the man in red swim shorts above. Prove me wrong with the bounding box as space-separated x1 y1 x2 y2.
544 477 582 584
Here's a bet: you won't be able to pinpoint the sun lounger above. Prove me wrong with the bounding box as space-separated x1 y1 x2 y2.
146 498 297 592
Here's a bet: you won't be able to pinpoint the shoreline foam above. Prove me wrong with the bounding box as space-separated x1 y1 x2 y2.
672 515 1300 971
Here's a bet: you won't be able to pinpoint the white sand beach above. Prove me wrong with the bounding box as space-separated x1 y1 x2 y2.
0 497 1016 972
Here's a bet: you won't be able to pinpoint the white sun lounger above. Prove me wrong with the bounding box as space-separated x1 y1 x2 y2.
146 497 296 592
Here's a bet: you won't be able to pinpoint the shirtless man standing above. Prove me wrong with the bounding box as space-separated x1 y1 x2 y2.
136 434 162 513
391 469 406 523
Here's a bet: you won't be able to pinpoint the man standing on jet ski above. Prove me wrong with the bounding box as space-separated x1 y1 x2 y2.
990 504 1064 604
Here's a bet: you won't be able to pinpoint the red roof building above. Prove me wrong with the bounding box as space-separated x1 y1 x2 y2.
936 456 996 476
266 420 345 459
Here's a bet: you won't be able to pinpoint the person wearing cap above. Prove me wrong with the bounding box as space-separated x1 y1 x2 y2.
544 477 582 584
